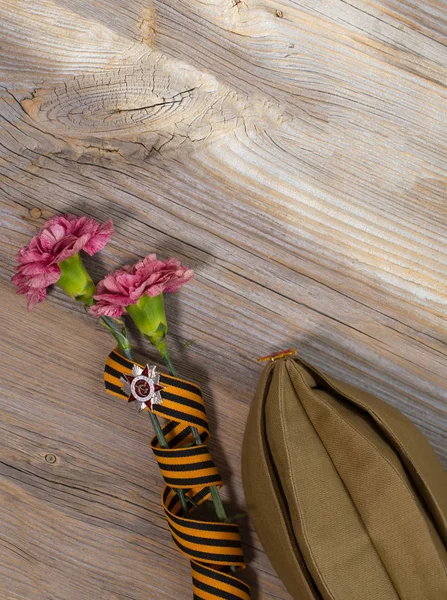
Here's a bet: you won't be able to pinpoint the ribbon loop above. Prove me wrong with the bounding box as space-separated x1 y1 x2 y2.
154 445 223 490
104 349 250 600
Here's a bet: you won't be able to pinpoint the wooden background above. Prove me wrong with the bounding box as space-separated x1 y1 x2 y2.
1 0 446 598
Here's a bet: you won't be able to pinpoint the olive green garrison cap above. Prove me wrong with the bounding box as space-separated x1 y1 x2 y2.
242 356 447 600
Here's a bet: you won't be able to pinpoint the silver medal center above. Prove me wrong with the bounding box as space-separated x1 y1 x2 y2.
130 375 155 402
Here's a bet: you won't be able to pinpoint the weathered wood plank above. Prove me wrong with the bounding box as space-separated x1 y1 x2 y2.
0 0 446 598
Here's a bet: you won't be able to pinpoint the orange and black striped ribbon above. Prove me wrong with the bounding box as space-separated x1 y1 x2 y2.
104 348 250 600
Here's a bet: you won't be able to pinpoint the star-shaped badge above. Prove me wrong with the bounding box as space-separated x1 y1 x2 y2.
120 364 164 412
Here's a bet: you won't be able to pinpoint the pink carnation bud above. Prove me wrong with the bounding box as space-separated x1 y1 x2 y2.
11 214 113 310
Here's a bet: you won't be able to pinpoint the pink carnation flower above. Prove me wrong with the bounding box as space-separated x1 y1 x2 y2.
12 214 113 310
89 254 194 318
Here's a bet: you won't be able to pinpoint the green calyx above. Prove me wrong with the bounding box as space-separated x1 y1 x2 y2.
126 293 168 354
56 253 95 304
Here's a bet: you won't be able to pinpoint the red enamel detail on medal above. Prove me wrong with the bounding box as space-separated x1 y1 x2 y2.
121 364 164 411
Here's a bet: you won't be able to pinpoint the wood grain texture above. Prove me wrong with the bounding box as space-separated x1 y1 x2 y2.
0 0 446 598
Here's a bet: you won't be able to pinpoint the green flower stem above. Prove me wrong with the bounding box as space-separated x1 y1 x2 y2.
148 411 190 517
164 358 230 520
99 316 133 360
159 343 176 376
160 349 238 573
121 346 190 518
190 426 228 522
84 300 133 361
